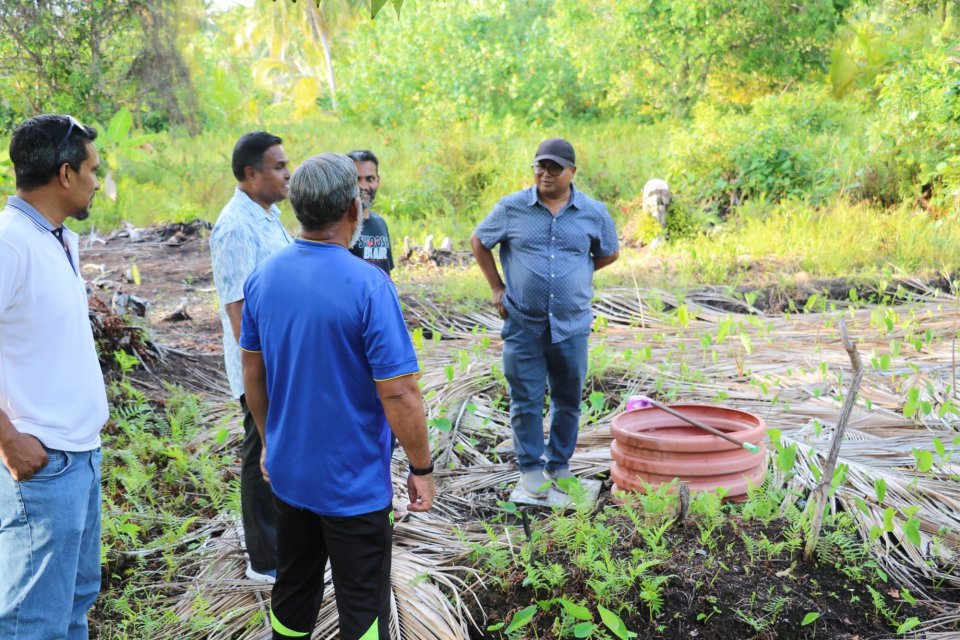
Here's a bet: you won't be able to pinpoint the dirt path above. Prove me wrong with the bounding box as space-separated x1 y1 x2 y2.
83 221 223 355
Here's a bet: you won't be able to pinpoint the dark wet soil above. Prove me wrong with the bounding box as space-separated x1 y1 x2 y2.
466 514 956 640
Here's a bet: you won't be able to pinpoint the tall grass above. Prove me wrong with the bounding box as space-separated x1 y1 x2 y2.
10 118 667 247
659 198 960 285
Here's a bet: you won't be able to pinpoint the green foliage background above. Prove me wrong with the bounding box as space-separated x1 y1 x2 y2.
1 0 960 276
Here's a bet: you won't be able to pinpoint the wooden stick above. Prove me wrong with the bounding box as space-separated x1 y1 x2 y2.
637 396 761 454
803 317 863 562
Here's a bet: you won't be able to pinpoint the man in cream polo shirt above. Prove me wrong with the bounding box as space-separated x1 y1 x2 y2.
0 114 108 639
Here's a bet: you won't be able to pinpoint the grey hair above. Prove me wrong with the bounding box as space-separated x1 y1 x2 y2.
289 153 359 231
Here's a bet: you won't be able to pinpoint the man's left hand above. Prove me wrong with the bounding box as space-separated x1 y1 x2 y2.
406 472 436 512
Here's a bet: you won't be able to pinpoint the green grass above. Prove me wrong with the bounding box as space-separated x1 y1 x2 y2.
652 197 960 286
4 111 959 286
14 118 668 247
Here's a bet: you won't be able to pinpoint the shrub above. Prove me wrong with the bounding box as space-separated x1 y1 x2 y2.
869 33 960 213
666 85 859 216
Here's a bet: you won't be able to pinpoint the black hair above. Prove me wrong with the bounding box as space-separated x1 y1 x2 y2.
10 114 98 190
346 149 379 171
232 132 283 182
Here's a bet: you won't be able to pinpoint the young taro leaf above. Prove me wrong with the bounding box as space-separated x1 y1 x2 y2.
903 517 921 546
777 443 797 474
874 478 887 503
801 612 820 626
598 605 637 640
912 449 933 472
559 599 593 621
897 617 921 634
589 391 605 413
503 605 537 635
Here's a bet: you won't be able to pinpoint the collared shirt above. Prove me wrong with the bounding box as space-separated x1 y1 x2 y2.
6 195 76 274
474 185 619 343
0 196 108 451
209 188 292 399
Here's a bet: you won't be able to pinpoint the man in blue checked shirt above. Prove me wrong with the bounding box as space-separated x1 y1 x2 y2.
470 138 619 499
210 132 292 583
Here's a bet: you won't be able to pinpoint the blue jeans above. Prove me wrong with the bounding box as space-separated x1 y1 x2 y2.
501 317 589 472
0 447 102 640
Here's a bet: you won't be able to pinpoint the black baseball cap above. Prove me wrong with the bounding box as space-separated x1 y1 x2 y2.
533 138 575 168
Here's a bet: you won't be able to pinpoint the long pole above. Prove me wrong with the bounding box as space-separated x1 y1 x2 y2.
629 395 761 454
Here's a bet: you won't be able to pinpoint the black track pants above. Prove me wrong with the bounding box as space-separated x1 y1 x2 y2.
239 396 278 572
269 498 392 640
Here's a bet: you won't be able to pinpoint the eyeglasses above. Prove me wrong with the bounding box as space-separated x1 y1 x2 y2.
55 115 86 167
531 162 566 177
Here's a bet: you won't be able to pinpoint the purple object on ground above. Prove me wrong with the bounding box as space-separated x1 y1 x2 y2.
626 395 653 411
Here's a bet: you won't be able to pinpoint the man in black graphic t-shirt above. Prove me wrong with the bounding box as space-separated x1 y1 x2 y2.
347 150 394 275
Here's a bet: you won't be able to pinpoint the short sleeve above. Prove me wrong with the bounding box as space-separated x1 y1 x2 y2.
362 281 419 380
474 202 509 250
385 222 395 271
210 223 258 305
0 239 24 313
239 275 262 353
590 205 619 258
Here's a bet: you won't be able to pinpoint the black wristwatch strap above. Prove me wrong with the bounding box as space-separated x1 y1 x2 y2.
409 461 434 476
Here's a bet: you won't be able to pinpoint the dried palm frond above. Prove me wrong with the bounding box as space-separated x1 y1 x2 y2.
143 287 960 637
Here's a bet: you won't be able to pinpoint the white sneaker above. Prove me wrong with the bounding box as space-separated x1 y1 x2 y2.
544 468 574 482
519 470 551 498
545 468 577 493
245 563 277 584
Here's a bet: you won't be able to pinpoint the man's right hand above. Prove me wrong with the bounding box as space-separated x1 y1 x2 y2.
493 287 508 319
0 432 48 481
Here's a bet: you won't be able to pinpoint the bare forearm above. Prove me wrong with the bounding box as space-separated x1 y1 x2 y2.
593 251 619 272
377 376 431 468
225 300 244 343
0 408 18 451
470 234 504 293
245 386 268 442
241 352 268 442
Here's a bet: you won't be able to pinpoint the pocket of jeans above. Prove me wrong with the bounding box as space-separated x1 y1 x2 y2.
28 449 71 481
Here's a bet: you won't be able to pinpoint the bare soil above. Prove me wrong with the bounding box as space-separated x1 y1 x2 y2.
467 512 949 640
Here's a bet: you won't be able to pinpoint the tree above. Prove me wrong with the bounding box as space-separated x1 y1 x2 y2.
552 0 849 118
243 0 368 114
0 1 200 132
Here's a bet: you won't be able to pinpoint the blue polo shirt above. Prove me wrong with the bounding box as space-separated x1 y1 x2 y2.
474 185 619 342
239 239 419 517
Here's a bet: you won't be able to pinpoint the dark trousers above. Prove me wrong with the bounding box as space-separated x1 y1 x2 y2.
239 396 278 572
270 499 392 640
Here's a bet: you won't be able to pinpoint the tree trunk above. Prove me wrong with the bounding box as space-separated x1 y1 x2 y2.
305 1 337 110
319 28 337 110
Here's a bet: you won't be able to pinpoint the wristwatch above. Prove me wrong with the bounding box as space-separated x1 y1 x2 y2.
409 461 434 476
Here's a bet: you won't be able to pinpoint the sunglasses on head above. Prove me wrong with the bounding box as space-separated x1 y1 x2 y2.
56 115 86 167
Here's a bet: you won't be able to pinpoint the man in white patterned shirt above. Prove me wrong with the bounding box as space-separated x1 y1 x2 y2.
210 132 292 583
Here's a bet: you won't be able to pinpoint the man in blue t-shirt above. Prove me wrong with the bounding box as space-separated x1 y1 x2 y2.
347 149 394 275
240 153 435 640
